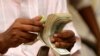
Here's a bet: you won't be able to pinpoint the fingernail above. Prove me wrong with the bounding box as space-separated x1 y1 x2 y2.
55 42 60 48
54 34 58 37
34 16 42 21
40 16 46 23
50 38 55 43
39 16 42 19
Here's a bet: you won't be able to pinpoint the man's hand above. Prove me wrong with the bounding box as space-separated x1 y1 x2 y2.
51 30 76 50
0 16 43 53
36 30 76 56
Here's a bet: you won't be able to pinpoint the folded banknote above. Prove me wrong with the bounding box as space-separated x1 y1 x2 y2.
39 13 72 56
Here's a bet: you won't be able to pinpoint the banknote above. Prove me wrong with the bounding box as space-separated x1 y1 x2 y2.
39 13 72 56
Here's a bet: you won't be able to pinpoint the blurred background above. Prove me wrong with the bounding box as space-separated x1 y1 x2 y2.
93 0 100 27
68 0 100 56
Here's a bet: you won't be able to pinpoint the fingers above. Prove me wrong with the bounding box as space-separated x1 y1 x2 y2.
51 37 75 48
50 30 76 49
51 30 76 43
3 16 43 48
51 36 76 43
14 30 37 41
55 42 74 48
50 37 62 43
32 16 42 21
56 30 75 39
15 16 43 26
13 16 43 32
11 30 37 43
15 24 42 32
32 16 43 26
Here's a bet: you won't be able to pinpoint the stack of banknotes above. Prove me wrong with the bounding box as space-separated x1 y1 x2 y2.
39 13 72 56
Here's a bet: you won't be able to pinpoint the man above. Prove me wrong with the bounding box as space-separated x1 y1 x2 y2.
0 0 80 56
69 0 100 56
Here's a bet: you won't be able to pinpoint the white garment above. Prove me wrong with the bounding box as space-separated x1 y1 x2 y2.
0 0 81 56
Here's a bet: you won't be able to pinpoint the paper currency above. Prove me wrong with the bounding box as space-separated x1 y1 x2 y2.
39 13 72 56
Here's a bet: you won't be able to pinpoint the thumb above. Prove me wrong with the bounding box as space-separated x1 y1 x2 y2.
37 46 50 56
32 16 42 21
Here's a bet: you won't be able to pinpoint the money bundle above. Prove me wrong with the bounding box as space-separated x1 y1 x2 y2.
39 13 72 56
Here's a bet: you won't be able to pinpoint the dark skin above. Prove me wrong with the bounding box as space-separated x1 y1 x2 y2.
37 30 76 56
0 16 76 54
51 30 75 49
70 0 100 55
78 7 100 56
0 16 43 54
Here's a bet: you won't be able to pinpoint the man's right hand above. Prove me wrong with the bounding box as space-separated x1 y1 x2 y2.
0 16 43 54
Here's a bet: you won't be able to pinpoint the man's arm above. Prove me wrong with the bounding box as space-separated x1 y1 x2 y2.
69 1 100 38
77 6 100 56
0 16 43 54
78 6 100 40
69 0 100 55
69 0 100 38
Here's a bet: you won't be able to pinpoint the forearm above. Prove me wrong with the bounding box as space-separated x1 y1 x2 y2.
69 0 100 36
0 33 9 54
78 6 100 56
78 6 100 39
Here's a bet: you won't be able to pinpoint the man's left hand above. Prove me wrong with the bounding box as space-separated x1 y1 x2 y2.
51 30 76 50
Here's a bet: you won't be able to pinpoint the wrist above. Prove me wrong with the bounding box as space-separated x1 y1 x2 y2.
0 33 10 54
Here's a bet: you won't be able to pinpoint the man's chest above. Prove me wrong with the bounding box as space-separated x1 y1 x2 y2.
0 0 68 32
0 0 38 32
